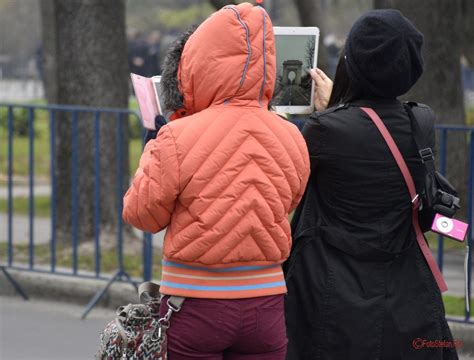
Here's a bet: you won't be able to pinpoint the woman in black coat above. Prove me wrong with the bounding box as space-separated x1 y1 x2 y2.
284 10 458 360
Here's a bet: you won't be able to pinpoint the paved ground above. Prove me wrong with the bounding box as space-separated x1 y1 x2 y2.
444 249 469 297
0 80 44 102
0 214 165 247
461 348 474 359
0 185 165 247
0 214 51 246
0 185 52 246
0 185 51 200
0 296 114 360
1 295 474 360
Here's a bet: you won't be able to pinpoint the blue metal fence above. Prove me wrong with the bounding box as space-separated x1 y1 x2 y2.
1 103 474 322
434 125 474 324
0 103 155 317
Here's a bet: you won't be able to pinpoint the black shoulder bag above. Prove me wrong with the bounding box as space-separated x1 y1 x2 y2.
404 102 461 231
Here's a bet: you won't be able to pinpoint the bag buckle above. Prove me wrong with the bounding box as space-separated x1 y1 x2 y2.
167 296 185 312
419 148 434 163
412 194 421 209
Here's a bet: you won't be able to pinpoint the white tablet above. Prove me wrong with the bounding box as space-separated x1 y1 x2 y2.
273 27 320 114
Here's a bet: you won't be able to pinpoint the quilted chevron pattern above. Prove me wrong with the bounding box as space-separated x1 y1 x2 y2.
123 3 309 299
164 108 305 265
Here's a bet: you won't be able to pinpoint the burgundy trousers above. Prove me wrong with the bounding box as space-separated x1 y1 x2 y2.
159 294 287 360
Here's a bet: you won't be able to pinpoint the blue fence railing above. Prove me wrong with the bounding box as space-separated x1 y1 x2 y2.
0 103 473 322
0 103 155 317
433 125 474 324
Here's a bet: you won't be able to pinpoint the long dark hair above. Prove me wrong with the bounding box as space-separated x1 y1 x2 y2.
327 48 359 107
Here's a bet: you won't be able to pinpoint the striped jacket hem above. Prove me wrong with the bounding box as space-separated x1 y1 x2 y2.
159 260 287 299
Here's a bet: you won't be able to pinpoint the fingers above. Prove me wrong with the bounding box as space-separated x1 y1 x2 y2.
308 68 333 112
308 69 323 84
315 68 331 82
309 68 333 90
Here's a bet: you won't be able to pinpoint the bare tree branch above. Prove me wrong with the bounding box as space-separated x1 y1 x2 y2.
461 0 474 65
293 0 329 72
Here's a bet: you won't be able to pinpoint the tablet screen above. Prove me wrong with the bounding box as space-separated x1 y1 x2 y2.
273 34 316 107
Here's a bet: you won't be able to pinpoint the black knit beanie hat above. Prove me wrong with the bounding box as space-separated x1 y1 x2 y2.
344 9 424 98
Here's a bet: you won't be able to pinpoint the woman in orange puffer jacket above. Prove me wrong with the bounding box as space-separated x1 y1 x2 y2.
123 3 309 359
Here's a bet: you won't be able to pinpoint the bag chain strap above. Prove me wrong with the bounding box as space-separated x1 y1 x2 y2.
152 296 185 342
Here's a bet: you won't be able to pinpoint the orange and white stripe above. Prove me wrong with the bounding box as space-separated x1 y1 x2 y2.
159 260 287 299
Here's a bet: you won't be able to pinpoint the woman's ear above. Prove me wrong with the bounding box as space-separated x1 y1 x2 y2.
161 26 197 111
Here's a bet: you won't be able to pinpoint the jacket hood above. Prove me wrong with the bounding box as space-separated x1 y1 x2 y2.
162 3 276 117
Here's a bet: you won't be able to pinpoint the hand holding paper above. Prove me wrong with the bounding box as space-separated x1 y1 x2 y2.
130 73 164 130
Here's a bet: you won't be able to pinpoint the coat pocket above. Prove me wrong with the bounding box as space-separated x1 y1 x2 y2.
283 227 318 280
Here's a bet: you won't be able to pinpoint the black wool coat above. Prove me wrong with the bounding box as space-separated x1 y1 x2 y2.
284 99 458 360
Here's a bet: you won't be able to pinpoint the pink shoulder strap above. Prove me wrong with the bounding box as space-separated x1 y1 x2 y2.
360 107 448 293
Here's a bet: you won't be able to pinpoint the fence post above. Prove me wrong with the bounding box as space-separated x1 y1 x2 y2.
1 105 28 300
50 110 57 272
140 124 153 282
71 111 79 275
7 106 13 266
143 232 153 282
28 108 35 270
465 131 474 321
116 113 124 275
94 111 101 277
437 129 448 271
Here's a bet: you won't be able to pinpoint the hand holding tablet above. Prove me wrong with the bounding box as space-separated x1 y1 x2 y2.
308 68 333 111
273 26 320 114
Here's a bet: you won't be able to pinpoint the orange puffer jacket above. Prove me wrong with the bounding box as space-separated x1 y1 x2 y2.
123 3 310 299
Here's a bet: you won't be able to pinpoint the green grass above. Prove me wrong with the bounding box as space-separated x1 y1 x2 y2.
466 107 474 126
0 100 144 180
0 242 162 279
0 109 51 177
0 195 51 217
426 232 466 251
129 138 144 170
443 294 472 317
